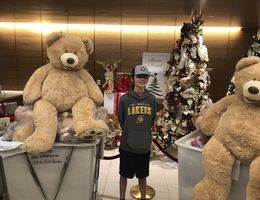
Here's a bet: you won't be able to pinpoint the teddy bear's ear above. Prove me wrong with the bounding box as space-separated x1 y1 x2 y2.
46 32 63 47
82 37 94 55
235 56 260 72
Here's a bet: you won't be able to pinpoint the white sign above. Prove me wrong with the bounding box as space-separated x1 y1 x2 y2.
142 52 170 99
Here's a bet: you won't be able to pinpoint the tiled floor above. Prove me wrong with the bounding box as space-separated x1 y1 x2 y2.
96 148 179 200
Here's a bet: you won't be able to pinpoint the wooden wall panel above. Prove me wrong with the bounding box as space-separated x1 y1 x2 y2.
0 3 17 89
206 30 255 101
121 16 148 73
0 0 258 103
120 0 149 72
67 0 94 77
147 15 175 53
12 0 42 89
95 19 121 82
204 32 229 57
41 0 68 65
94 0 121 84
0 27 17 89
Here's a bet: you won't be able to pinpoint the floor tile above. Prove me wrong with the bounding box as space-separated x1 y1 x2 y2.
100 159 111 169
103 182 119 199
168 184 179 200
152 192 171 200
164 169 178 185
98 168 109 192
99 148 179 200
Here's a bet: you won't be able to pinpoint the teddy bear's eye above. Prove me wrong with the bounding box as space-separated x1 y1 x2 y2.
253 78 256 81
74 52 77 55
65 50 68 53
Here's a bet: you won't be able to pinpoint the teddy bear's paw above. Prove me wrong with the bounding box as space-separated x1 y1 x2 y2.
22 134 55 153
76 120 108 141
78 128 104 141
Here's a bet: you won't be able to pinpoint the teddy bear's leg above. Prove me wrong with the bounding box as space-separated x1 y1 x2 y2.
72 97 108 140
192 137 235 200
12 121 35 141
246 156 260 200
22 100 57 153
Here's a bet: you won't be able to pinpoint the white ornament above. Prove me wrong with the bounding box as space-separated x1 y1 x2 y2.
181 88 196 99
190 46 197 59
165 112 169 118
187 99 193 108
198 45 209 61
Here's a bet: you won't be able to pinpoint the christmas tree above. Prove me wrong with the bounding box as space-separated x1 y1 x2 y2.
227 35 260 95
147 73 163 97
154 16 211 149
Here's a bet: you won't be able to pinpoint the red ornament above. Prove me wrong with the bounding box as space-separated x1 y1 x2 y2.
114 74 132 92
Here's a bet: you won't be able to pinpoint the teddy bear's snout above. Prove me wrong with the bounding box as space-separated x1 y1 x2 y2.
61 53 79 69
243 80 260 102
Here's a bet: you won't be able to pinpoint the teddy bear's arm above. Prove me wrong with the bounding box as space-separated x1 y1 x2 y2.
78 69 104 106
197 95 234 136
23 65 51 104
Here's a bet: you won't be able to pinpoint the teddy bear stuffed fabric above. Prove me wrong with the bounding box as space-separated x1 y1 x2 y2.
192 56 260 200
13 32 108 153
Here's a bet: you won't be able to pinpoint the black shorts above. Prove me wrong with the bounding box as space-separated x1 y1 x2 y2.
119 148 150 179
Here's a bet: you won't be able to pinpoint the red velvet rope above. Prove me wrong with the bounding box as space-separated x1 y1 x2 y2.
102 139 178 162
102 154 120 160
152 139 178 162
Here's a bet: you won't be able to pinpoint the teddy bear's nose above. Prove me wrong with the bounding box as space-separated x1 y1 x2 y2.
248 86 259 94
66 58 75 64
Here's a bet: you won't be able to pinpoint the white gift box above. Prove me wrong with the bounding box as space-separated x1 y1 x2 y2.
175 130 249 200
0 140 102 200
104 92 125 115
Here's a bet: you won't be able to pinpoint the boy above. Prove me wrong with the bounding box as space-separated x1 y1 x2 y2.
118 65 157 200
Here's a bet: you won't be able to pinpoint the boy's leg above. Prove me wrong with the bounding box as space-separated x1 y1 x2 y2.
138 177 147 199
120 175 127 200
136 151 150 200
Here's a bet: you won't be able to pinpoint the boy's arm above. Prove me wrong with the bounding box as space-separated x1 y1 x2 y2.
118 98 125 128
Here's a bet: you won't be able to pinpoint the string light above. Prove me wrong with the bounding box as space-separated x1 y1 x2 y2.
0 22 242 34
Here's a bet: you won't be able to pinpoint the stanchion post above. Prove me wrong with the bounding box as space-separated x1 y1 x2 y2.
130 185 155 200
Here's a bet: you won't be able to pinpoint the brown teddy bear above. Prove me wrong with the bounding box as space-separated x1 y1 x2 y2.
13 32 108 153
192 56 260 200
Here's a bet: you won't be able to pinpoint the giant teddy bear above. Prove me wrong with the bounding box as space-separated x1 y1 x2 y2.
192 56 260 200
13 32 108 153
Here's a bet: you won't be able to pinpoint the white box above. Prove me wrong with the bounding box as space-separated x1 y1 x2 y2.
175 130 249 200
0 141 101 200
